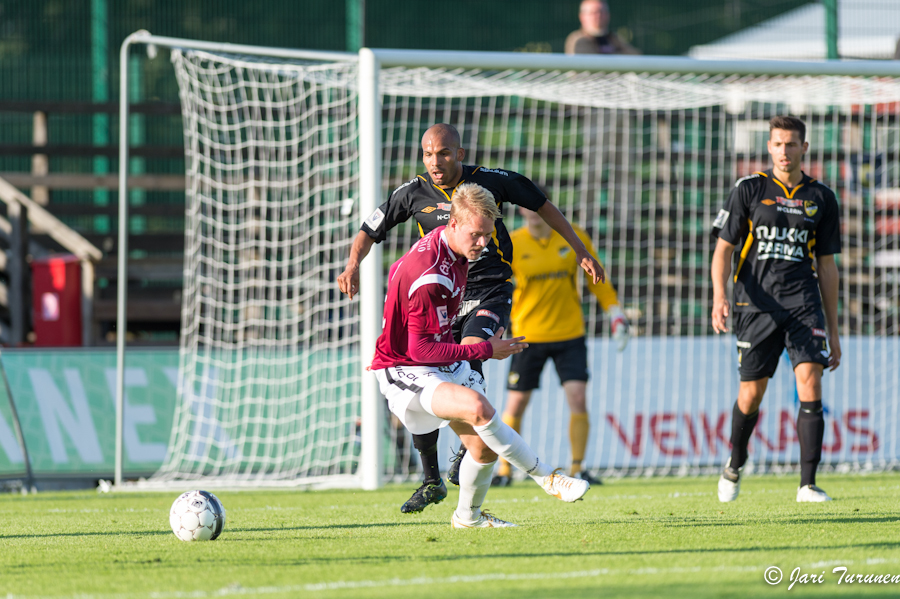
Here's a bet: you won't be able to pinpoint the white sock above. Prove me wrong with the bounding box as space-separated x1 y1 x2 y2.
474 413 552 483
454 452 495 522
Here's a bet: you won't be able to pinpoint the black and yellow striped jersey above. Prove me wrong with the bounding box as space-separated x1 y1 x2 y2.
712 168 841 313
509 225 619 343
360 165 547 288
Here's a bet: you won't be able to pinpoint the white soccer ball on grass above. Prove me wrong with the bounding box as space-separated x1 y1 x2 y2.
169 490 226 541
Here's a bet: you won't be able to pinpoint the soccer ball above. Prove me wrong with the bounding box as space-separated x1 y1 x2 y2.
169 490 226 541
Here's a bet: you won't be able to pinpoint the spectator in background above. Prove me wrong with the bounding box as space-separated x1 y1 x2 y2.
565 0 640 55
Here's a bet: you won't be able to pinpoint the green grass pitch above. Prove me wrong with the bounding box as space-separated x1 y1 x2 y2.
2 474 899 599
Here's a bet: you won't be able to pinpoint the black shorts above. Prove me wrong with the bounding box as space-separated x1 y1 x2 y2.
452 281 513 343
506 337 589 391
734 305 830 381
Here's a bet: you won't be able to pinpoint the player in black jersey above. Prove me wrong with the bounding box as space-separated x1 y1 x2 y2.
337 123 604 513
711 115 842 503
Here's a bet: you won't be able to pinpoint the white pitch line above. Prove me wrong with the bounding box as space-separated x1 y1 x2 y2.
10 558 900 599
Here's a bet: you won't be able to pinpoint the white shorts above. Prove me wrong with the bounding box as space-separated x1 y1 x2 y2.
374 361 485 435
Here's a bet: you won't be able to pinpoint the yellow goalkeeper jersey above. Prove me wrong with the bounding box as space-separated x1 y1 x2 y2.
509 225 619 343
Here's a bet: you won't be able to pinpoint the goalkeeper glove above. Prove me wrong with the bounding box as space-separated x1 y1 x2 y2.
608 305 630 352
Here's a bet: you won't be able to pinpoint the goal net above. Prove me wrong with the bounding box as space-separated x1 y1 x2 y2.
149 42 900 487
374 66 900 479
150 49 362 486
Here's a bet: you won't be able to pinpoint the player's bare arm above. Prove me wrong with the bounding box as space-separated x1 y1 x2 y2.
487 327 528 360
711 238 735 334
816 253 842 371
535 201 605 284
337 230 376 299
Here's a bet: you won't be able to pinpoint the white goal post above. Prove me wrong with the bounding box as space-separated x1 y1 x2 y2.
116 31 900 489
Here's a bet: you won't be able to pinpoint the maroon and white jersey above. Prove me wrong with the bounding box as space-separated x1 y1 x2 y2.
371 226 492 370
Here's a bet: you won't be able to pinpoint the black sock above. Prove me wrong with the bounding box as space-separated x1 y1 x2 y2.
412 430 442 484
797 400 824 487
730 402 760 470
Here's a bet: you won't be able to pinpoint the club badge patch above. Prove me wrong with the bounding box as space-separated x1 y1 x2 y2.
713 209 730 229
364 208 385 230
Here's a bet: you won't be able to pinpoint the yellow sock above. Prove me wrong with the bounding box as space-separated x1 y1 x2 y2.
569 413 590 475
497 413 522 477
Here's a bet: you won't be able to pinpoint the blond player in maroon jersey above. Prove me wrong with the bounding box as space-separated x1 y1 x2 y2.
370 183 591 528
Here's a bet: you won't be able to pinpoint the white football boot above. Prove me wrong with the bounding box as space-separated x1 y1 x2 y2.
542 468 590 502
717 458 741 503
796 484 832 502
451 509 517 528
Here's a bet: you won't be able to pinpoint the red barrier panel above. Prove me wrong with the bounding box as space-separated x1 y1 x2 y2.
31 255 81 346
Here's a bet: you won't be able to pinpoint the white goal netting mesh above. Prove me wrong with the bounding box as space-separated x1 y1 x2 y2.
158 48 900 486
154 50 361 485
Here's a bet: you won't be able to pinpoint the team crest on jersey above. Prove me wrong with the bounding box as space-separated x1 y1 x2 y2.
437 203 451 211
436 306 449 327
558 247 571 257
804 201 818 217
